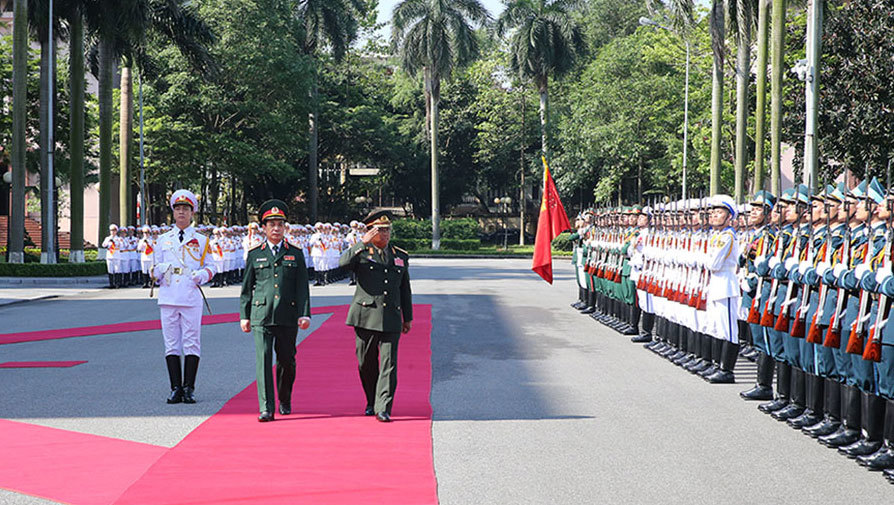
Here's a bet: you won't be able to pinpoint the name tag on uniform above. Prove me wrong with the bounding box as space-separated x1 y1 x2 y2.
256 257 268 262
284 255 295 261
395 258 405 267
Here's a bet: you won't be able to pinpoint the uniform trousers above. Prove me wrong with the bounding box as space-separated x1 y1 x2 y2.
355 328 400 415
252 325 298 413
160 304 202 356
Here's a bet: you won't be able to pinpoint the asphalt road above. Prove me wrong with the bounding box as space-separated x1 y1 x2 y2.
1 258 891 504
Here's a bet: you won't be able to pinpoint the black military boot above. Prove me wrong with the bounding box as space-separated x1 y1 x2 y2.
858 399 894 470
166 355 184 404
804 379 842 438
707 340 739 383
839 392 885 458
107 273 115 288
314 271 323 286
820 385 862 448
629 304 642 336
699 338 724 379
572 288 586 309
632 311 653 343
788 373 824 428
741 352 775 400
759 361 791 413
182 355 199 404
774 368 807 421
580 291 596 314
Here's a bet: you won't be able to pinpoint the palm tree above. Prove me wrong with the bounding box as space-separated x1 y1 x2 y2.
769 0 785 196
392 0 490 250
67 0 85 262
707 0 724 195
496 0 585 160
296 0 365 223
8 0 28 263
731 0 756 202
752 0 769 193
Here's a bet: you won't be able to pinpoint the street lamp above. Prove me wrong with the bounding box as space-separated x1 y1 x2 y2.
3 170 10 262
640 16 690 201
494 196 512 249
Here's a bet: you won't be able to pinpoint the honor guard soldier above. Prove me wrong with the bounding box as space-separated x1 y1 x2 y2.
339 210 413 422
138 225 155 288
102 224 122 288
152 189 215 404
239 200 311 422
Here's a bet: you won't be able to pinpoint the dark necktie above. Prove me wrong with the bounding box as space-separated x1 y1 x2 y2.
179 230 184 243
272 244 279 256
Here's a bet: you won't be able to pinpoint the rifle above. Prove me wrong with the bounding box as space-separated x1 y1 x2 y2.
865 160 894 361
825 187 855 348
747 203 770 323
807 175 831 343
847 183 878 354
761 191 787 327
790 189 815 338
697 192 709 311
776 190 805 332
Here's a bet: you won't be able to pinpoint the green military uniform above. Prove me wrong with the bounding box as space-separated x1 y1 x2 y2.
339 210 413 421
239 200 311 420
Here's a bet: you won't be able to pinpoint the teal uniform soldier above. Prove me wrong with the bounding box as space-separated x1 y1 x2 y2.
339 210 413 423
239 199 311 422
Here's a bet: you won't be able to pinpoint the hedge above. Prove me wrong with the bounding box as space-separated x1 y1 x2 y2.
391 218 479 240
390 238 481 251
551 232 574 251
0 247 100 263
0 261 108 277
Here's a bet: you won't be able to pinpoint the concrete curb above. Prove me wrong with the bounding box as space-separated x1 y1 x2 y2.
0 294 60 307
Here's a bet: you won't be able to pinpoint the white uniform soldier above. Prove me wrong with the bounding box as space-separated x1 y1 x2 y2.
102 224 122 288
702 195 742 384
152 189 215 404
137 225 156 288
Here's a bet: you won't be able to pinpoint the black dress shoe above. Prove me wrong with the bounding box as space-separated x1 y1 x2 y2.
803 417 841 438
620 325 638 336
740 385 774 401
279 403 291 415
771 403 805 421
258 411 274 422
376 412 391 423
579 306 595 314
364 406 375 416
182 386 196 404
839 439 883 459
819 427 861 448
707 370 735 384
631 334 652 343
167 386 184 404
787 411 822 429
698 365 719 378
884 468 894 481
758 398 789 413
858 447 894 470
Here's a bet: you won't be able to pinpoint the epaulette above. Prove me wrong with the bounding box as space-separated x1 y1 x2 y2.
249 242 264 252
392 245 408 255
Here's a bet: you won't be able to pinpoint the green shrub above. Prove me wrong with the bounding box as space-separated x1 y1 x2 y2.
551 232 574 251
390 238 481 252
440 218 479 239
392 218 481 240
0 261 107 277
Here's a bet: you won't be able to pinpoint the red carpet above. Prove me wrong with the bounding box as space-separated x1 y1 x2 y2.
0 305 437 505
0 360 87 368
0 419 166 505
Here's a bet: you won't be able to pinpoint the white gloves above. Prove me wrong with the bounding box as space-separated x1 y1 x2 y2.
832 263 847 278
853 263 870 280
784 257 799 271
768 256 781 269
798 261 810 275
816 261 831 277
191 270 206 286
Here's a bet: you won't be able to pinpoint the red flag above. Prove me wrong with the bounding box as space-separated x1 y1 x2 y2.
532 156 571 283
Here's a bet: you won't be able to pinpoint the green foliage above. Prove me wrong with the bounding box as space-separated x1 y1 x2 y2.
392 218 480 240
551 232 574 251
391 238 480 251
0 261 107 277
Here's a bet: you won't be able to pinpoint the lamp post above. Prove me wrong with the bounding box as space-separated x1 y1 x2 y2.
43 0 56 264
494 196 512 250
639 17 689 201
3 170 11 262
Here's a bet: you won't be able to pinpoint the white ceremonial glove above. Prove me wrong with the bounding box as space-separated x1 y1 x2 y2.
876 267 892 286
832 263 847 278
815 261 831 277
784 257 799 271
191 269 207 286
768 256 781 269
853 263 870 280
798 261 810 276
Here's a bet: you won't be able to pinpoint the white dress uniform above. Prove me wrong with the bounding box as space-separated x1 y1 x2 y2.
152 197 214 358
138 233 155 275
706 225 741 343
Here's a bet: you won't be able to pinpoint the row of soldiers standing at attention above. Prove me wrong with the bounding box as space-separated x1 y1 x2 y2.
571 182 894 483
101 219 368 289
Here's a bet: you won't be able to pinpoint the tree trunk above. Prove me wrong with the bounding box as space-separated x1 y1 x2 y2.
734 0 751 203
538 75 549 159
69 11 85 262
9 0 27 263
308 74 319 222
519 85 526 246
199 162 207 223
430 74 441 250
708 1 725 196
802 0 822 191
119 65 133 227
210 163 219 223
753 0 769 193
39 34 51 259
424 66 432 141
98 39 114 256
770 0 786 197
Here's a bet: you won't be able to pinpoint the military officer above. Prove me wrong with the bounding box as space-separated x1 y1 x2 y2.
152 189 215 404
339 210 413 423
239 200 311 422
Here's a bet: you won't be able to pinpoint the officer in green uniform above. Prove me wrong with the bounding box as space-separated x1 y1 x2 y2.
339 210 413 423
239 199 311 422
